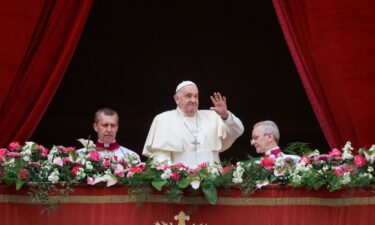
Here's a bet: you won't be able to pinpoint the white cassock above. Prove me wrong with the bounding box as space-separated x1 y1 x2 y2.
143 107 244 168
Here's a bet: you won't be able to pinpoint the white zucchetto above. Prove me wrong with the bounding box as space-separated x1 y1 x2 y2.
175 81 196 93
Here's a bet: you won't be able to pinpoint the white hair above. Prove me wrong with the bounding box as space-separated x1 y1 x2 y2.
254 120 280 143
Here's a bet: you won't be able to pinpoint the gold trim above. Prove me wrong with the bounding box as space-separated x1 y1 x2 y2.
1 194 375 206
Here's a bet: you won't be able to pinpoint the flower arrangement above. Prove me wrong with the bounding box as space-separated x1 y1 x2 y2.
0 140 375 206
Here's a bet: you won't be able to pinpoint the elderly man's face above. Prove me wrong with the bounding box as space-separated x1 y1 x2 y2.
174 84 199 117
251 125 272 154
93 113 119 144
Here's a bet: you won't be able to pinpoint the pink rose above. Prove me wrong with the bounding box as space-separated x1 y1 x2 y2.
8 142 21 152
89 150 101 161
102 158 111 168
343 164 357 174
261 156 275 171
36 145 49 158
354 155 366 168
0 148 8 161
333 166 345 175
170 171 180 181
329 148 342 159
17 168 30 180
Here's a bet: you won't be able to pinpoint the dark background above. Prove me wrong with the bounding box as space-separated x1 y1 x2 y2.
31 0 329 161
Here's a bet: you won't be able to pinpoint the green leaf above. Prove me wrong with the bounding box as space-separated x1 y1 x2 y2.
177 176 194 189
15 179 25 190
151 179 167 191
201 182 217 205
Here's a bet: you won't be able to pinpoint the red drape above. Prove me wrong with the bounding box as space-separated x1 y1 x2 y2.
0 0 93 147
272 0 375 149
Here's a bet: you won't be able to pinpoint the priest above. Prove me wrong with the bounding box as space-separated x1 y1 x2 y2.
143 81 244 168
78 108 140 162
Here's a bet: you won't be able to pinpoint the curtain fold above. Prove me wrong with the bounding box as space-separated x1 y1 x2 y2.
0 0 93 147
272 0 375 149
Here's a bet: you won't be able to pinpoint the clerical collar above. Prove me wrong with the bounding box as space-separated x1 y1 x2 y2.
265 147 281 156
95 140 120 151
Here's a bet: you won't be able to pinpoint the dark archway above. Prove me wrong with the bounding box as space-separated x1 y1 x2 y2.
31 1 329 161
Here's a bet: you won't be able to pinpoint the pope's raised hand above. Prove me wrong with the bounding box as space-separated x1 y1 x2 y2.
210 92 229 120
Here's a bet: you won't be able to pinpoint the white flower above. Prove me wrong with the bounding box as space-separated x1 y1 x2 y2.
256 180 269 188
232 162 244 184
367 166 374 173
48 169 60 183
75 167 86 180
85 161 93 171
161 168 172 180
291 175 302 184
53 157 63 167
190 179 201 189
341 141 354 160
342 172 351 185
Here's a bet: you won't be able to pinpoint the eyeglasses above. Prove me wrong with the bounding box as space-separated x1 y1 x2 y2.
250 133 269 142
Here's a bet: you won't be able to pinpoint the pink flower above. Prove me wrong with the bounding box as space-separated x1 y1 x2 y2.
64 147 76 154
170 171 180 181
329 148 342 159
333 166 346 175
17 168 30 180
7 152 22 158
89 150 101 161
36 145 49 157
174 163 189 170
343 164 357 174
87 177 96 185
299 156 311 165
63 157 71 164
354 155 366 168
0 148 8 161
114 164 125 177
220 165 236 174
261 156 275 171
127 166 143 177
72 165 82 175
8 142 21 152
102 158 111 168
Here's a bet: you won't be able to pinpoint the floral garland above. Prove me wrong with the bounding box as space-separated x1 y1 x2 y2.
0 140 375 205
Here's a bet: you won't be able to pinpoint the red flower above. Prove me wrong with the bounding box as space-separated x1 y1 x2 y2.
170 171 180 181
261 156 275 171
17 168 30 180
89 150 101 161
72 165 82 175
8 142 21 152
354 155 366 168
127 166 143 177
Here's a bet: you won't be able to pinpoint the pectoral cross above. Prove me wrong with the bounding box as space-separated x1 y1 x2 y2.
191 137 200 151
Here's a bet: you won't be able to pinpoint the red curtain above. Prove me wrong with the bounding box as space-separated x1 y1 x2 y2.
0 0 93 147
272 0 375 149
